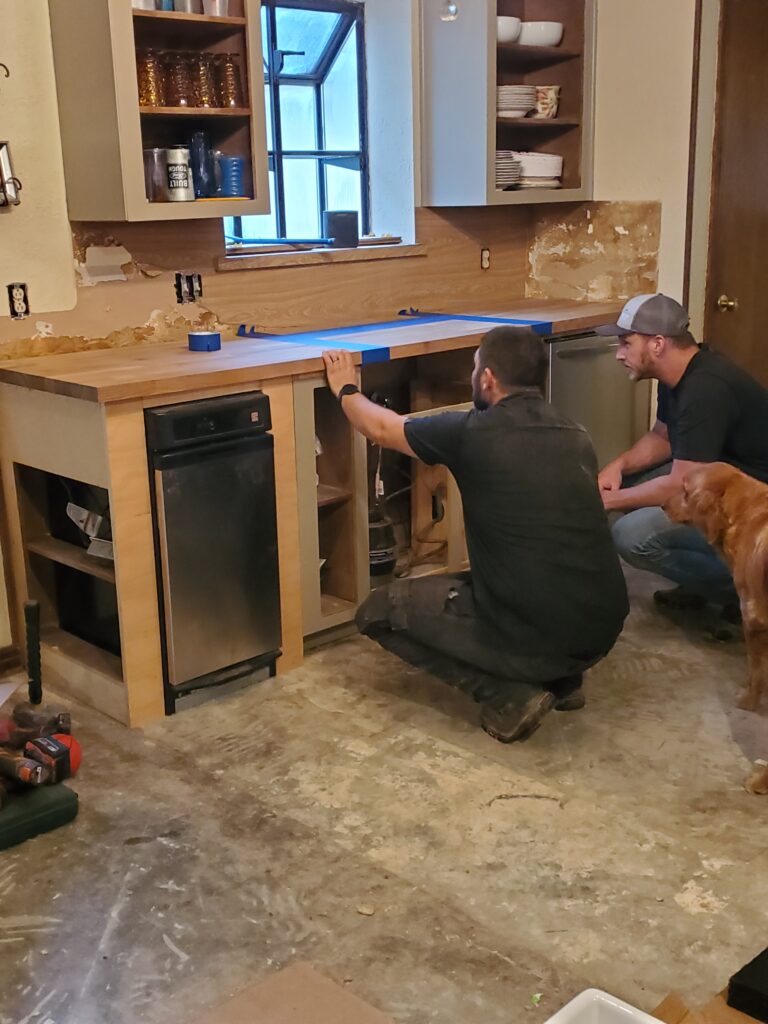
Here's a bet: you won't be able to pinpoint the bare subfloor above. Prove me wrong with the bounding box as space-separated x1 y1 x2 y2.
2 569 768 1024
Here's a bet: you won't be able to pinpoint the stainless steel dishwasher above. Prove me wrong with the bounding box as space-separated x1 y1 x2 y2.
548 332 652 468
146 392 281 713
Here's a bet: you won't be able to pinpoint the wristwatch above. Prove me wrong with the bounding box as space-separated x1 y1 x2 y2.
337 383 360 404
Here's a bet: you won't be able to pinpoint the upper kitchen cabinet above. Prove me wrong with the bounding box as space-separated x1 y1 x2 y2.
420 0 595 206
48 0 269 222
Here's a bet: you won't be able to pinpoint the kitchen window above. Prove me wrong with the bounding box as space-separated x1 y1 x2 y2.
225 0 369 247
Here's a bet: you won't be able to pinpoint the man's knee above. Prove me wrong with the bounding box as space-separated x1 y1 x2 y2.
611 507 671 562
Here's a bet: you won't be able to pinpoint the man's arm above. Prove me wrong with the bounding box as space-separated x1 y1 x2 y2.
323 350 417 457
602 457 699 511
598 420 671 492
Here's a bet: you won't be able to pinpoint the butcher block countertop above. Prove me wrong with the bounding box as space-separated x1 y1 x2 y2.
0 300 621 404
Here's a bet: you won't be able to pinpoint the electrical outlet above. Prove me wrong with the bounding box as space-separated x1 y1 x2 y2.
7 282 29 319
175 272 203 304
480 248 491 271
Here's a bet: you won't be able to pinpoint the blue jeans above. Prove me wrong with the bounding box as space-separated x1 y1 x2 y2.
611 465 735 601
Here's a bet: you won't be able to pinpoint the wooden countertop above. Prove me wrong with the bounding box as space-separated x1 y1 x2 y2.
0 300 621 404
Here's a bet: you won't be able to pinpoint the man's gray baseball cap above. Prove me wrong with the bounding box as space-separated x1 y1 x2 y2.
595 294 690 337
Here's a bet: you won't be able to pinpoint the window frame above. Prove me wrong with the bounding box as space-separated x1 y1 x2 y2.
229 0 370 244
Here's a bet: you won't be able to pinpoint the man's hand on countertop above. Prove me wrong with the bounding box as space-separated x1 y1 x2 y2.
323 349 357 398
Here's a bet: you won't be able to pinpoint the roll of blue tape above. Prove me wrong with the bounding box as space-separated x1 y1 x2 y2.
188 331 221 352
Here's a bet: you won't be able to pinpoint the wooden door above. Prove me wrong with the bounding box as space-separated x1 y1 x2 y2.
704 0 768 383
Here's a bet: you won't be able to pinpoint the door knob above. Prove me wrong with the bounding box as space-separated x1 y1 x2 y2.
716 294 738 312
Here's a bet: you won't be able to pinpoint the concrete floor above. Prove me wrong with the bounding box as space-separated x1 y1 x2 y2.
2 568 768 1024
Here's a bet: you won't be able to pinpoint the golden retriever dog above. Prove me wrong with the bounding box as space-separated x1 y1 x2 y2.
666 462 768 714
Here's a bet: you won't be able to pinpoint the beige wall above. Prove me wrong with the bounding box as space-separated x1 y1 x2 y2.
593 0 697 300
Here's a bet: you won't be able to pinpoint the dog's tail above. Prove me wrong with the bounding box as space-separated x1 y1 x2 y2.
742 523 768 623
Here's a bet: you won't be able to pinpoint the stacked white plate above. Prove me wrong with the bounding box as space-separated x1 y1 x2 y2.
495 151 522 189
510 150 563 187
497 85 536 118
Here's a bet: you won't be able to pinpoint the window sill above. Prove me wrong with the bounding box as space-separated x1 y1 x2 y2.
217 241 426 272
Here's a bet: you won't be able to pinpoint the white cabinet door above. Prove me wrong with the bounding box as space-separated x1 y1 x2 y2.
0 0 75 316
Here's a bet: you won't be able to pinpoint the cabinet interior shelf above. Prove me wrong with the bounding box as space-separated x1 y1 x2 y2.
140 106 251 116
497 43 581 65
133 10 247 26
317 484 352 508
26 536 116 585
320 593 357 617
496 118 580 127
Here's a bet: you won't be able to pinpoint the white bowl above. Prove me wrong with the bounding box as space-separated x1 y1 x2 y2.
518 21 564 47
544 989 662 1024
497 16 522 43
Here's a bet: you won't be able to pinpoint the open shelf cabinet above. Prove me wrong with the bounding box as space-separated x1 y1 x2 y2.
48 0 269 221
294 377 369 640
420 0 595 205
14 465 127 723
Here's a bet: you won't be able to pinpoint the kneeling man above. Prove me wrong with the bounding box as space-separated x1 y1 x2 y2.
323 327 628 742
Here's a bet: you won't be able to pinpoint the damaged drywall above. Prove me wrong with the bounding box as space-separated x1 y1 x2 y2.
527 201 661 302
0 299 229 362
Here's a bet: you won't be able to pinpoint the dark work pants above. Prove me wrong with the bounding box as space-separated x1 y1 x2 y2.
356 572 604 698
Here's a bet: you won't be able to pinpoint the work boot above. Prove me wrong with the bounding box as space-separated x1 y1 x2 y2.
480 686 555 743
653 586 707 611
548 673 585 711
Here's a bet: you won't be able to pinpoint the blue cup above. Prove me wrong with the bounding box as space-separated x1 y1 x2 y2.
188 331 221 352
217 155 246 197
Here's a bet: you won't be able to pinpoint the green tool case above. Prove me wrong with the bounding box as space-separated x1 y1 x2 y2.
0 785 79 850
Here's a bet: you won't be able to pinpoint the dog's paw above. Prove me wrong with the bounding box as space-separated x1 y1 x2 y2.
745 761 768 796
736 688 760 711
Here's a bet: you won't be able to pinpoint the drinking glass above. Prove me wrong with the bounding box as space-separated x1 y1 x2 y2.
214 53 245 108
137 49 166 107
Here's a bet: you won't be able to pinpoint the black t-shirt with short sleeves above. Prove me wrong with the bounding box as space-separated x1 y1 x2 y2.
403 392 628 657
656 346 768 483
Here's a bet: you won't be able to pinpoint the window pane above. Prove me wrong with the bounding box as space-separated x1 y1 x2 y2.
275 7 341 76
322 27 360 152
324 161 362 228
227 170 278 241
283 158 320 238
279 84 316 151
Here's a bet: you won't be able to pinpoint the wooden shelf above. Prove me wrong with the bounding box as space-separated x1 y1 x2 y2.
133 10 247 26
320 593 357 618
140 106 251 116
496 118 580 127
317 484 352 509
27 536 116 584
497 43 581 65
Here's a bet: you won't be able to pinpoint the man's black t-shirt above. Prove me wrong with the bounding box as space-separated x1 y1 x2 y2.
657 346 768 483
404 392 628 657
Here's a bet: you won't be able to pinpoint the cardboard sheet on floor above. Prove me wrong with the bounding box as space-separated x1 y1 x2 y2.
191 963 396 1024
655 991 762 1024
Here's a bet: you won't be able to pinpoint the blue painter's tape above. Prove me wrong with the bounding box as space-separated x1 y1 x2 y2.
361 348 390 365
399 310 554 334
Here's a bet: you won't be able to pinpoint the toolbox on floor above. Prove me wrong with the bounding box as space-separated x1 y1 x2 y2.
0 784 78 851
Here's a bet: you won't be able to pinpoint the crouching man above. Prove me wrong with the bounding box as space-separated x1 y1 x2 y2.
323 327 628 743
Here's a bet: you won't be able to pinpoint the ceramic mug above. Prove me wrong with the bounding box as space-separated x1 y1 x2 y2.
534 85 561 119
